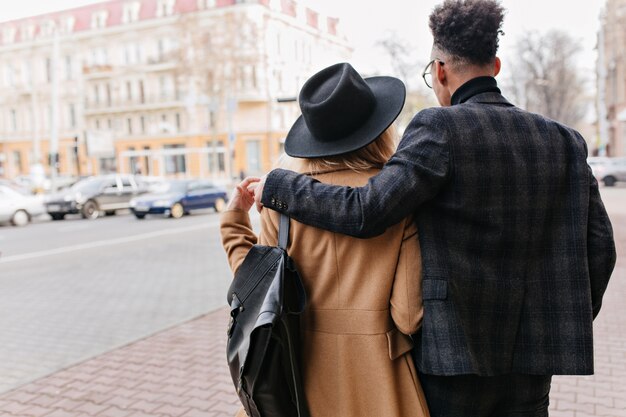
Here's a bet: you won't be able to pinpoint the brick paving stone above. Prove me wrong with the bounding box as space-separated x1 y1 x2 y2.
73 401 112 415
43 409 84 417
153 404 192 417
97 406 136 417
50 397 83 411
21 405 54 417
127 399 164 413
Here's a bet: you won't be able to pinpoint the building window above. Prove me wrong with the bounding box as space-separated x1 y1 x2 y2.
156 0 176 17
63 16 75 34
245 140 262 174
92 47 108 66
207 140 226 173
91 11 108 29
127 118 133 135
198 0 216 8
164 144 186 174
22 60 31 86
9 109 17 131
99 157 116 174
159 76 168 98
45 58 53 83
175 113 181 131
65 56 73 80
143 146 151 174
269 0 281 11
128 146 137 173
122 2 141 23
2 26 16 44
40 19 56 37
139 80 145 103
106 83 112 106
95 119 101 130
124 43 141 65
140 116 146 133
126 81 133 101
68 104 76 128
93 84 100 104
13 151 23 173
5 64 15 87
21 23 36 41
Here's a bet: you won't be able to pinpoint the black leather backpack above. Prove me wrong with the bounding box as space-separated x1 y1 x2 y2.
226 214 309 417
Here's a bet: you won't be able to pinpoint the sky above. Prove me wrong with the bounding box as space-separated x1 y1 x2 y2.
0 0 607 90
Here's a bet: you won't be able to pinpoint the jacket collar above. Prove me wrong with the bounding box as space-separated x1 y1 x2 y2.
451 76 513 107
465 91 514 107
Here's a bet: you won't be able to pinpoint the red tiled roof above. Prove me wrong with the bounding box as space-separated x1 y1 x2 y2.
0 0 339 46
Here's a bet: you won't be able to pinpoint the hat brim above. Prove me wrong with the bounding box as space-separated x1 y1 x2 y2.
284 76 406 158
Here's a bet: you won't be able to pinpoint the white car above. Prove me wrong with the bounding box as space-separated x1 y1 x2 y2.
0 185 46 226
591 157 626 187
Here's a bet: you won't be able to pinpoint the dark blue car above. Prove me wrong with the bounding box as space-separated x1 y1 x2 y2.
129 179 228 219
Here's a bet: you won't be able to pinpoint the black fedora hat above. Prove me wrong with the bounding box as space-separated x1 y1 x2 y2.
285 63 406 158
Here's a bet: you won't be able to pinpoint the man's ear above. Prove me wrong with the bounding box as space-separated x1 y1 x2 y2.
436 60 447 86
493 57 501 77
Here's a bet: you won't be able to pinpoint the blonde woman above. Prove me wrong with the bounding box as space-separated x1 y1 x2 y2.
220 63 429 417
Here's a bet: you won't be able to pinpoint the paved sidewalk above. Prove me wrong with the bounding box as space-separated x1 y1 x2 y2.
0 205 624 416
0 309 240 417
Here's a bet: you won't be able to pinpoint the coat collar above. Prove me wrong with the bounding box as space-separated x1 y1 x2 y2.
451 76 514 107
465 91 514 107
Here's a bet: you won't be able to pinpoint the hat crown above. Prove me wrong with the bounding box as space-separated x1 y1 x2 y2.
299 63 376 142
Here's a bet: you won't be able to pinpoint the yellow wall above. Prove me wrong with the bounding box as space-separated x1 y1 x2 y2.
1 130 287 181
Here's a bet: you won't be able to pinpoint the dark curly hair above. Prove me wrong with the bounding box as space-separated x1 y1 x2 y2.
429 0 505 66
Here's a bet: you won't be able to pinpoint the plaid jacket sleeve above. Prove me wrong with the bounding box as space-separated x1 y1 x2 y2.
261 109 450 238
586 164 617 318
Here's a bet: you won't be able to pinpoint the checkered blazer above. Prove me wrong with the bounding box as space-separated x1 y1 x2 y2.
262 91 616 376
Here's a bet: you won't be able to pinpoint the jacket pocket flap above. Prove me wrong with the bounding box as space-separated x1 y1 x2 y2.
386 328 414 360
423 279 448 300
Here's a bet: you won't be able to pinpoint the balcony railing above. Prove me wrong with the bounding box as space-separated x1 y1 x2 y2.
84 92 183 111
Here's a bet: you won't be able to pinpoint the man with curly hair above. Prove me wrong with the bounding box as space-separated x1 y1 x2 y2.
252 0 616 415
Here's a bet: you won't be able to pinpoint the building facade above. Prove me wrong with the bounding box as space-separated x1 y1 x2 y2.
0 0 352 182
598 0 626 157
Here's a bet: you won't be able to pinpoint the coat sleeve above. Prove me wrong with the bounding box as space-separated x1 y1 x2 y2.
261 109 450 238
389 218 423 335
258 209 279 247
220 209 257 274
586 165 617 319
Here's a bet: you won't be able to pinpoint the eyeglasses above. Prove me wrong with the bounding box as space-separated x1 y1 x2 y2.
422 59 444 89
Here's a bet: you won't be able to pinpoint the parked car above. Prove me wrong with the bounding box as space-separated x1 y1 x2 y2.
0 184 46 226
589 157 626 187
129 179 228 219
0 179 33 195
45 174 153 220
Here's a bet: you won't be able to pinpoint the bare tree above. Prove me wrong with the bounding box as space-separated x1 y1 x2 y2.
174 10 260 177
505 30 588 128
376 33 437 131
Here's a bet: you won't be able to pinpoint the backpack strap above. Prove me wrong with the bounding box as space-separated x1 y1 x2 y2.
278 213 290 249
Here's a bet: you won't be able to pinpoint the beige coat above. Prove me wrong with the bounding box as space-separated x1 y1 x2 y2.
220 168 429 417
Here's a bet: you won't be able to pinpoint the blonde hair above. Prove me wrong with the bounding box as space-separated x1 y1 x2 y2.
277 125 398 174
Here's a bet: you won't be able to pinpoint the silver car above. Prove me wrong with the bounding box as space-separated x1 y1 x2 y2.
0 185 46 226
589 157 626 187
44 174 156 220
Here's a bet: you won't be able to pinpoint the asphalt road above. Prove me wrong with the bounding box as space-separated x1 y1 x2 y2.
0 208 261 394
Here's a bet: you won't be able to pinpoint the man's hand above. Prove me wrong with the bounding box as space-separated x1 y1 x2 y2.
226 177 260 212
253 174 267 212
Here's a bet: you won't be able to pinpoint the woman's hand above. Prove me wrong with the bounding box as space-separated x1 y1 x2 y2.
226 177 261 212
